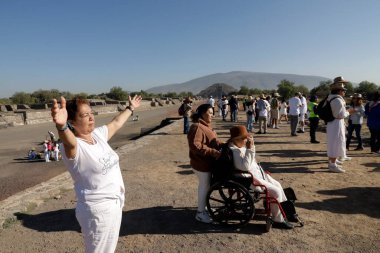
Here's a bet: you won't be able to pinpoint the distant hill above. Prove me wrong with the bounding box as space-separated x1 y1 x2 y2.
146 71 330 95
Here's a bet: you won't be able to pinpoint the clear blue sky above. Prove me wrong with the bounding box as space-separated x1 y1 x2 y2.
1 0 379 98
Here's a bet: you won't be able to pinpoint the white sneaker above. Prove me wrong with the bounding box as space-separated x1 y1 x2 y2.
328 163 345 173
340 156 352 161
336 159 344 165
195 211 213 224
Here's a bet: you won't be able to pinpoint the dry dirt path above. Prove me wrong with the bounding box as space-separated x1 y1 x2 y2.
0 105 178 201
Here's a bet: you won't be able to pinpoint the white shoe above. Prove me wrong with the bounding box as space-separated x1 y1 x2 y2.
336 159 343 165
195 211 213 223
340 156 352 161
328 163 345 173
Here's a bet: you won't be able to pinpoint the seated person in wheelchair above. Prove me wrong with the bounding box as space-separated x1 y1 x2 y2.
228 125 294 229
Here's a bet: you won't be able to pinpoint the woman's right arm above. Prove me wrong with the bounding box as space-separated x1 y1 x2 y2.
51 96 77 159
188 125 221 159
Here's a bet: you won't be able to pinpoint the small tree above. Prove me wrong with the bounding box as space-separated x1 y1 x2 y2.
107 86 128 101
354 81 379 98
277 79 296 100
11 92 36 104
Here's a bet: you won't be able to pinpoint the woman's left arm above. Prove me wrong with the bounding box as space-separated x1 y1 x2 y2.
107 95 142 140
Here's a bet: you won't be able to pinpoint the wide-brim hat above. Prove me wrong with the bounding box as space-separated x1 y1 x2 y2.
184 97 192 103
273 92 280 97
229 125 250 140
330 76 349 90
260 94 265 99
352 93 363 99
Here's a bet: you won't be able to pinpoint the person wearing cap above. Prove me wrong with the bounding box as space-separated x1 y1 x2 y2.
187 104 223 223
256 94 270 134
228 125 293 229
288 92 302 136
364 91 380 155
307 95 320 143
346 93 365 151
326 76 355 173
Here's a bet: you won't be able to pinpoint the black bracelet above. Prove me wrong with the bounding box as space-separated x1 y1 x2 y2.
126 106 134 112
56 122 68 131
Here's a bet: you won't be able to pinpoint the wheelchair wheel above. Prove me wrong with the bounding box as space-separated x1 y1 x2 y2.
206 180 255 227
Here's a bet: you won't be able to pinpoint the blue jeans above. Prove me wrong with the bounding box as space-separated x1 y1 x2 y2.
184 116 190 134
246 113 254 131
230 109 238 122
346 123 362 148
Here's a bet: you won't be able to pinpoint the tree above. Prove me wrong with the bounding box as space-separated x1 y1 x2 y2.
32 89 61 103
107 86 128 101
277 79 296 100
310 80 331 99
295 85 309 97
354 81 379 98
238 85 250 95
11 92 36 104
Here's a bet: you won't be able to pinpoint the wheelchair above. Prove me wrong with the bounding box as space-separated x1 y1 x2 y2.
206 146 299 231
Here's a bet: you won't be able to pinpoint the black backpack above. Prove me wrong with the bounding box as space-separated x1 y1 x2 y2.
315 96 339 123
178 103 185 116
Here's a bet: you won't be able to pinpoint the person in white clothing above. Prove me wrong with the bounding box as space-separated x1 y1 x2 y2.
228 125 293 229
207 96 215 115
43 140 50 162
297 93 307 133
326 76 355 173
288 93 302 136
51 95 142 253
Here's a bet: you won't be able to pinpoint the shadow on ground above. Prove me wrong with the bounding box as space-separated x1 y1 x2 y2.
297 187 380 219
16 206 274 235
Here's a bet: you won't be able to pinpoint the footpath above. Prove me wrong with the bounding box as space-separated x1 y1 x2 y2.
0 114 379 253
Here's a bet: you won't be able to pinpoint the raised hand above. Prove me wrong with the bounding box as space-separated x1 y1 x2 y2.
51 96 68 127
129 95 143 109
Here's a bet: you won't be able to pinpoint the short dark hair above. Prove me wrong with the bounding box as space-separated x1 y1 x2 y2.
66 97 90 121
191 104 212 122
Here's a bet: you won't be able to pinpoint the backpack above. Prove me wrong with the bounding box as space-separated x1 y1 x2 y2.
315 96 339 123
270 98 279 109
178 103 185 116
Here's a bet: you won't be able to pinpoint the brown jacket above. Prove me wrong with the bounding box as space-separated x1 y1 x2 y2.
187 119 222 172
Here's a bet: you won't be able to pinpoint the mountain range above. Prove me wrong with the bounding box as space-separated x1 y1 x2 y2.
146 71 330 94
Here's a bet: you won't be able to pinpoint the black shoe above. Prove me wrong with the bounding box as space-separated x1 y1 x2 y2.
291 134 298 136
297 130 305 133
354 147 363 151
311 140 320 144
273 221 294 229
256 131 262 134
263 131 267 134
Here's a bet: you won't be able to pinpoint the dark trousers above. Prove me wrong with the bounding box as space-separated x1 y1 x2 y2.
369 128 380 152
184 116 190 134
346 123 363 148
309 117 319 141
289 115 299 135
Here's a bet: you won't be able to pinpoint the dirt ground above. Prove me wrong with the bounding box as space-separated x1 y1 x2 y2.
0 112 379 253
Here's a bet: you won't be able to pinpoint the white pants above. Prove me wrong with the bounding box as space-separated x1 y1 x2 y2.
193 170 211 212
255 175 287 223
44 151 50 162
76 198 123 253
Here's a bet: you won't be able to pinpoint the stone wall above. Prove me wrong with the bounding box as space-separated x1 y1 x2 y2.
0 100 175 127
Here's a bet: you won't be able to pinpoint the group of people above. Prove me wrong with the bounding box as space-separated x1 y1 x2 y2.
48 75 379 252
42 139 61 162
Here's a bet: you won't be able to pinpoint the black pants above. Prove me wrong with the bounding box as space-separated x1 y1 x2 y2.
369 128 380 152
309 117 319 141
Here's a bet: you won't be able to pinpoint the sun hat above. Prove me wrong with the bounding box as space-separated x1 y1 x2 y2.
353 93 362 99
273 92 280 97
330 76 349 91
229 125 250 140
260 94 265 99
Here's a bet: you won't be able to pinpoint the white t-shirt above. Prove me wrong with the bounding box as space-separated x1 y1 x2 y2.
288 97 302 116
62 126 125 206
300 96 307 114
208 98 215 107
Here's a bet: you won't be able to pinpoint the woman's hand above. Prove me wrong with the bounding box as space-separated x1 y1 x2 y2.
246 135 254 149
51 96 68 127
129 95 143 109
